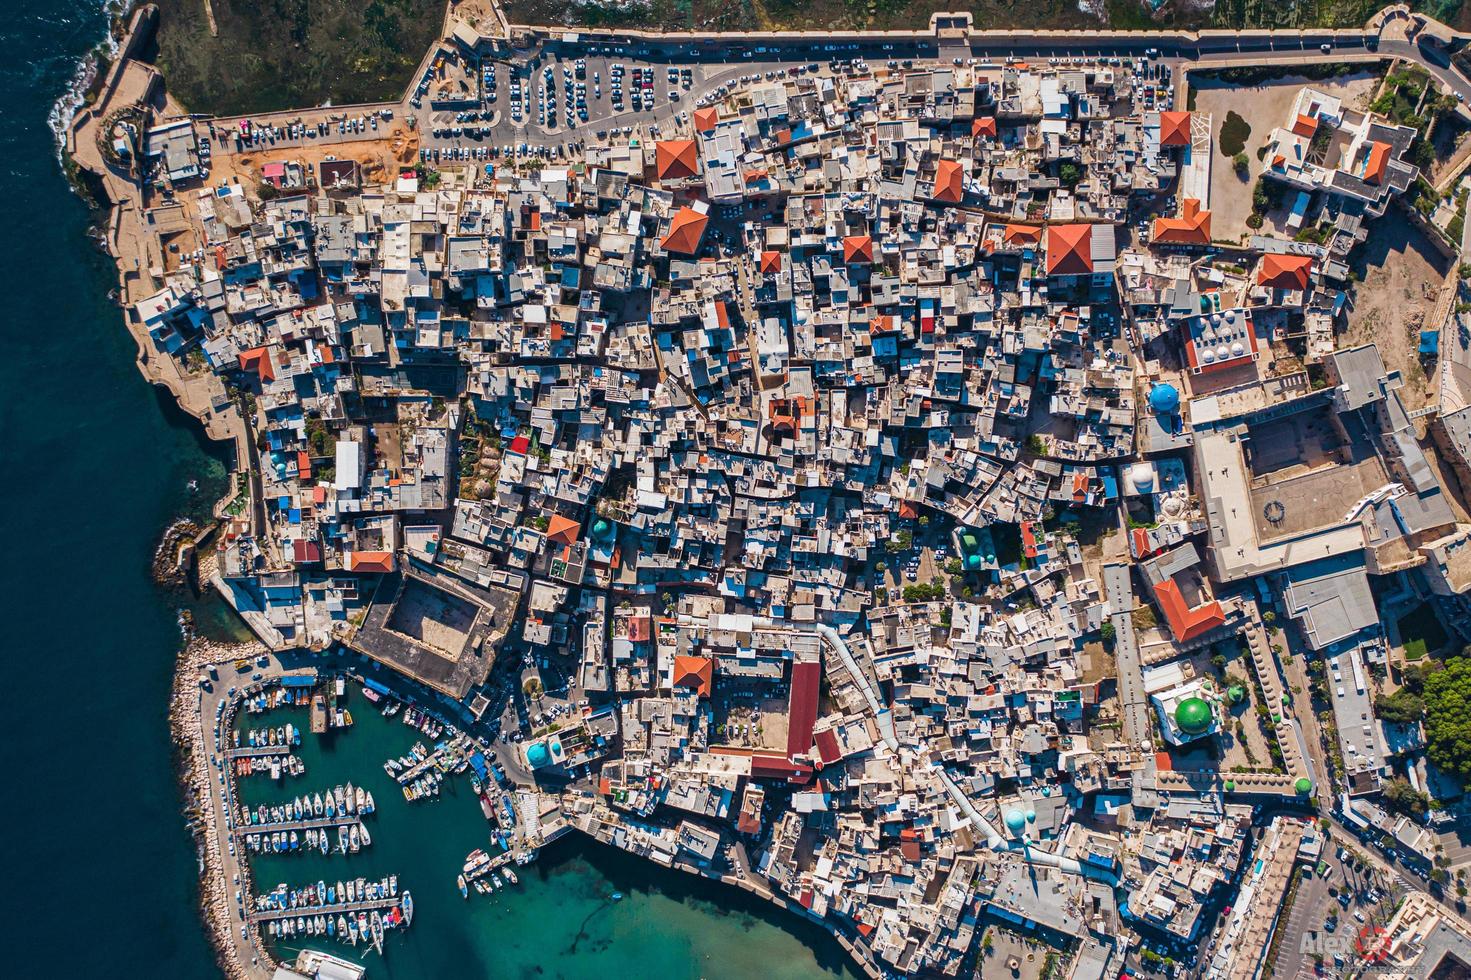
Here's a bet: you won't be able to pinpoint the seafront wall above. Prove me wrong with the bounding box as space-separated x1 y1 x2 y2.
169 636 271 980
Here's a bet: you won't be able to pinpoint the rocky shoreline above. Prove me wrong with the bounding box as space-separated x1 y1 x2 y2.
168 634 269 980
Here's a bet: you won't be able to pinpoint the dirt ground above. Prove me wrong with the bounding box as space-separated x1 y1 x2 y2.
1191 71 1379 242
1343 217 1453 411
211 129 417 193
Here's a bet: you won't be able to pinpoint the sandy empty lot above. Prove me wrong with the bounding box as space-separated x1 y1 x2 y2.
1344 217 1452 412
1191 71 1379 242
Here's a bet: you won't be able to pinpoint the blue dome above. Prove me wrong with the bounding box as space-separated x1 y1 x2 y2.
526 742 551 769
1004 809 1027 835
1025 810 1037 823
1149 383 1180 414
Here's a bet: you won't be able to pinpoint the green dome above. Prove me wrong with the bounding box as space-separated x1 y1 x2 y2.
1228 685 1247 704
1224 780 1235 792
1295 777 1313 795
1175 697 1213 735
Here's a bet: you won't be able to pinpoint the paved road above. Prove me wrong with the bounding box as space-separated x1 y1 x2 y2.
1103 563 1152 753
198 12 1471 175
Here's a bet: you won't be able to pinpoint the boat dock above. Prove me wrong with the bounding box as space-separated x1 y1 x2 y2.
234 814 364 836
248 896 401 924
227 744 295 759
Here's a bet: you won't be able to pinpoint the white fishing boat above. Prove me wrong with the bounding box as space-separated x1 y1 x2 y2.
359 823 372 847
371 911 384 954
402 890 413 926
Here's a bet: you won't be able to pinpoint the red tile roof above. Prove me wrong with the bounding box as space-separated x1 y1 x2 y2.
692 106 719 133
1159 111 1192 147
1364 141 1391 184
238 346 275 382
654 139 700 181
787 660 821 760
673 655 714 697
972 116 997 138
843 235 873 264
814 729 841 766
1045 223 1093 276
1002 223 1042 246
348 551 395 573
759 250 782 275
1154 579 1226 641
662 206 709 255
1257 253 1313 291
546 514 581 545
750 753 814 784
931 159 964 203
1151 198 1212 245
1291 113 1319 138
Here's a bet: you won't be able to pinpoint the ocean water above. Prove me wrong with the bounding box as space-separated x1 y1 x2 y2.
237 691 859 980
3 4 855 977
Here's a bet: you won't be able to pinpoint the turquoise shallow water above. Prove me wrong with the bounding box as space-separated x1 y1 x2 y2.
3 5 856 977
236 689 859 980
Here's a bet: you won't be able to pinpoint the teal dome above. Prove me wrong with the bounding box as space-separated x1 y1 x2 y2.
966 552 981 568
1175 697 1213 735
1025 810 1037 824
1149 383 1180 414
592 518 614 540
526 742 551 769
1004 809 1027 836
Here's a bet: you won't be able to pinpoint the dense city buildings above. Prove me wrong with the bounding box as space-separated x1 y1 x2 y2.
68 3 1471 979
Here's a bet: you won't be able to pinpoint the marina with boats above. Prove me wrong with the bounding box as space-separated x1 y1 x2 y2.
251 876 412 956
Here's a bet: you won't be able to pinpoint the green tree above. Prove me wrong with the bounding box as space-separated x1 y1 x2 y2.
1376 688 1425 725
1383 777 1431 819
1058 162 1082 186
1425 657 1471 784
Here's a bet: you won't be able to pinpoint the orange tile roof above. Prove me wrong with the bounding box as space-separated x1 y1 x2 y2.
692 106 719 132
759 250 782 274
1045 223 1093 276
672 655 714 697
972 116 997 138
1257 253 1313 291
1151 198 1212 245
931 159 964 203
662 206 709 255
1291 113 1319 138
843 235 873 264
238 346 275 382
654 139 700 181
1364 141 1391 184
546 513 581 545
1002 223 1042 246
1154 579 1226 641
348 551 395 573
1159 111 1192 147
